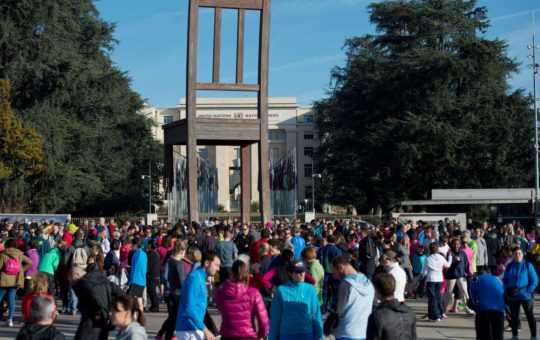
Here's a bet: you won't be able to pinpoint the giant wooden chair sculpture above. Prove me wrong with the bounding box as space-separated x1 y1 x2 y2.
164 0 272 223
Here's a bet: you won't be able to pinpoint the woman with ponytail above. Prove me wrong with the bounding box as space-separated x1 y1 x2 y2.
109 295 148 340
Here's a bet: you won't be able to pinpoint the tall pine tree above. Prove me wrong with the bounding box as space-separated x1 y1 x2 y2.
314 0 533 213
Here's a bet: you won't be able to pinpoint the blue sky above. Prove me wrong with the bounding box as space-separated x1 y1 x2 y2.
94 0 540 108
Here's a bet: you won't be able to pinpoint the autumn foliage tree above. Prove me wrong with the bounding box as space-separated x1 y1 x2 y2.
0 79 44 210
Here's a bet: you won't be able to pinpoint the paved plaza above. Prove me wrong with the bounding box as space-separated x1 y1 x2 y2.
0 296 538 339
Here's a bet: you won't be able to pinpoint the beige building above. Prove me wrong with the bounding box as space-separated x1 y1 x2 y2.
143 97 317 212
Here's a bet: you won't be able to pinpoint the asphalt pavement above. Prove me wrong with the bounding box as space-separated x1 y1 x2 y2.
0 296 538 339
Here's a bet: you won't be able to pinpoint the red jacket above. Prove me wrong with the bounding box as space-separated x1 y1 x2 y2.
215 280 269 338
249 237 269 263
22 293 55 322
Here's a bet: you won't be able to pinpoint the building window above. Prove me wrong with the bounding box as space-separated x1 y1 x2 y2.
305 185 313 199
304 164 312 178
304 147 313 157
163 115 173 124
303 114 314 123
304 131 314 140
269 130 286 141
198 147 209 160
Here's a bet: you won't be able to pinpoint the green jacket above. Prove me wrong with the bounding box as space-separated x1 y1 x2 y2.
307 259 325 305
38 248 61 275
468 240 477 272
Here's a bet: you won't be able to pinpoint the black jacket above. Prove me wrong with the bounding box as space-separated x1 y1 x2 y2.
16 324 65 340
73 269 125 322
359 236 378 276
367 299 417 340
234 233 255 254
485 233 502 266
146 250 160 279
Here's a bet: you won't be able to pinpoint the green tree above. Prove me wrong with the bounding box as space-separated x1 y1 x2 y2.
314 0 533 213
0 0 162 214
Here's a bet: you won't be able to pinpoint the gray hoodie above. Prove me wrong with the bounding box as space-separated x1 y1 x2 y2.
115 321 147 340
474 237 488 267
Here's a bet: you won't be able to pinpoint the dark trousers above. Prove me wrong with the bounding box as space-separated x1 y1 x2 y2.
489 265 498 276
74 317 108 340
475 310 504 340
508 299 536 337
426 282 442 320
322 273 339 314
45 272 56 296
58 266 70 309
147 277 160 312
159 293 180 340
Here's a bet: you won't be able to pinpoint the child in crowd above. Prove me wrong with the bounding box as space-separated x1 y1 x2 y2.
21 272 55 323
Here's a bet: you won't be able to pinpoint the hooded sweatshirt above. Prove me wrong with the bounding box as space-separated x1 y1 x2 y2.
334 272 375 340
366 299 416 340
115 321 147 340
268 280 322 340
215 280 269 338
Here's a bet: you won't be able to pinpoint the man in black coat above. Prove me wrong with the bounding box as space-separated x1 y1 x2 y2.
234 224 255 255
70 265 125 340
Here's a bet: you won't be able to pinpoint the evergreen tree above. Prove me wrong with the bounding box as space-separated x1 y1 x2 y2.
314 0 533 213
0 0 162 214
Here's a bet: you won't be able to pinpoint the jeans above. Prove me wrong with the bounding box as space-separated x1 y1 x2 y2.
322 273 339 313
69 287 78 312
508 299 536 337
426 282 442 320
475 310 504 340
0 287 16 320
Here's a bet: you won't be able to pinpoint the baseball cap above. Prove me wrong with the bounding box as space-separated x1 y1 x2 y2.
286 260 306 274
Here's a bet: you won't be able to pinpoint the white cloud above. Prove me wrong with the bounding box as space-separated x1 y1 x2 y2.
491 8 540 22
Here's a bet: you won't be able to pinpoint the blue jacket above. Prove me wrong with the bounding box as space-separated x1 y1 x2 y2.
268 280 322 340
291 236 306 260
444 249 470 280
128 248 147 286
176 268 208 331
503 261 539 301
470 274 505 312
335 272 374 339
317 244 343 274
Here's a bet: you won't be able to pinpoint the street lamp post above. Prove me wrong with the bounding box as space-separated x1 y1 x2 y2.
528 23 540 229
142 161 152 213
312 173 321 214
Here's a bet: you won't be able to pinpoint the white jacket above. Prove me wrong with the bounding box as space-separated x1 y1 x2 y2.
423 253 452 283
386 262 407 302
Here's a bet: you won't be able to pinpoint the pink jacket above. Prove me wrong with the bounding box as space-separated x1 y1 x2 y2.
215 280 269 338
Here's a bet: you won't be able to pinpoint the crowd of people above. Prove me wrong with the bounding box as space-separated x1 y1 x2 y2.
0 216 538 340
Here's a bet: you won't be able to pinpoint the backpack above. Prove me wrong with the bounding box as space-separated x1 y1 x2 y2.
4 255 21 276
72 247 88 269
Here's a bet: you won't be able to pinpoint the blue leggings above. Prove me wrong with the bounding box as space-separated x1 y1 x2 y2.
0 287 17 320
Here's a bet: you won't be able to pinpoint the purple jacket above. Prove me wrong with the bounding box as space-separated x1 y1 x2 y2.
24 249 39 277
215 280 269 338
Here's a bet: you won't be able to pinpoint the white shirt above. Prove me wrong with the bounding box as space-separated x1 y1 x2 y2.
438 244 450 257
423 253 452 283
387 262 407 302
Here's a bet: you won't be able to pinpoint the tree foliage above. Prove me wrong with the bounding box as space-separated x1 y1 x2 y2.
314 0 533 213
0 79 44 182
0 0 162 214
